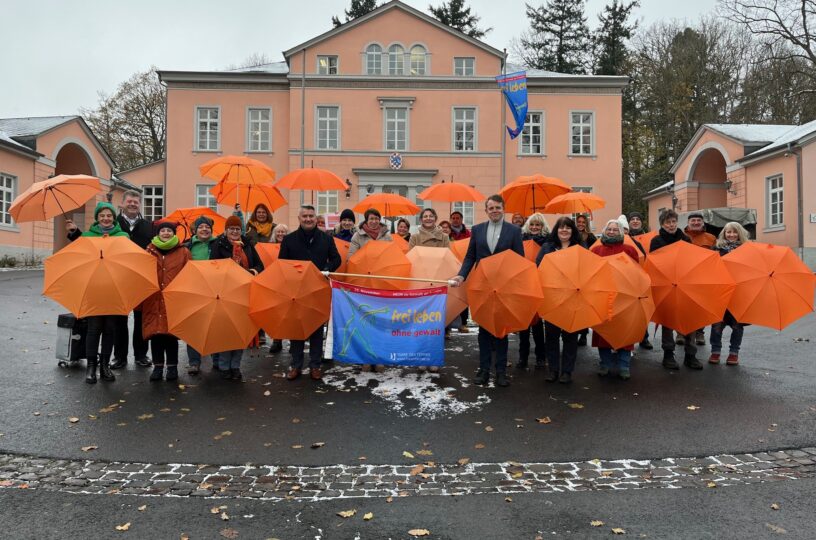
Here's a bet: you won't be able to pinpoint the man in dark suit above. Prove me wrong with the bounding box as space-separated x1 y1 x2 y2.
450 194 524 387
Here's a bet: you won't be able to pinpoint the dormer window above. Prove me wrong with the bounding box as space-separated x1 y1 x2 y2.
365 44 382 74
317 55 338 75
388 45 405 75
410 45 426 75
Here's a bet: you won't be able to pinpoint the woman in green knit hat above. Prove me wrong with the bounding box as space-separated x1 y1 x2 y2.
181 215 218 374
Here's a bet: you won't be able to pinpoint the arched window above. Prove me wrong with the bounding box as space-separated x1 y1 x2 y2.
365 44 382 75
410 45 426 75
388 44 405 75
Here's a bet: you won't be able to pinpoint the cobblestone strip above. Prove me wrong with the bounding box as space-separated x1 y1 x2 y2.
1 449 814 501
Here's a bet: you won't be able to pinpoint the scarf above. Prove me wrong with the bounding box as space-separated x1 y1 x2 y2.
601 234 624 245
361 222 381 239
230 239 249 269
249 219 273 238
629 228 644 236
87 222 127 237
523 233 548 245
659 227 685 244
151 235 180 251
719 240 741 253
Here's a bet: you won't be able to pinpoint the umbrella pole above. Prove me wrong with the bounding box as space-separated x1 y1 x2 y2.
47 187 69 217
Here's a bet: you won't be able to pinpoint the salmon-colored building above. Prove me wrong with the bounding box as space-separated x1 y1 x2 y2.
149 0 627 231
0 116 139 262
644 120 816 268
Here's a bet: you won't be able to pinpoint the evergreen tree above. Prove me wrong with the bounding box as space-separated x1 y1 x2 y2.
332 0 379 28
518 0 591 74
429 0 492 39
594 0 639 75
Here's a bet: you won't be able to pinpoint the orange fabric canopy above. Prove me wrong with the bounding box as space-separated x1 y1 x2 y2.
274 167 347 191
162 259 259 356
723 242 816 330
334 237 350 274
466 250 543 338
164 207 226 241
543 192 606 215
634 231 658 255
406 246 468 326
418 182 485 203
537 245 617 332
43 236 159 317
199 155 275 185
11 174 101 222
623 235 645 264
644 241 735 335
391 234 410 253
353 193 420 216
255 243 281 268
499 174 571 215
523 239 542 262
345 240 412 290
210 182 286 213
249 259 331 340
592 253 655 349
450 238 470 262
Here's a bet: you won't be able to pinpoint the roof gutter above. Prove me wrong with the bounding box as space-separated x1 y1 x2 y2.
788 142 804 258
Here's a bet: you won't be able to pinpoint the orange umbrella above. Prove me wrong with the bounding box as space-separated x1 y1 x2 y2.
406 246 468 326
523 239 542 263
537 245 617 332
418 181 485 203
499 174 571 215
255 243 281 268
543 192 606 215
274 167 347 191
43 236 159 317
723 242 816 330
249 259 331 340
334 237 350 274
644 241 735 335
353 193 420 216
200 155 275 185
210 182 287 214
623 235 645 264
345 240 412 290
466 250 543 338
592 253 655 349
162 259 259 356
634 231 658 255
391 234 410 253
10 174 101 222
164 207 226 240
450 238 470 262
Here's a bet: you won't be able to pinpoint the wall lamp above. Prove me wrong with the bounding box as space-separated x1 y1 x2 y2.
345 178 352 199
724 179 738 195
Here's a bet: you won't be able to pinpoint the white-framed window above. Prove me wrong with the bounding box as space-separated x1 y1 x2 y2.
142 185 164 223
454 57 475 76
766 174 784 227
316 190 339 216
0 172 17 226
410 45 426 75
246 107 271 152
317 55 338 75
453 107 477 152
388 44 405 75
384 107 408 151
520 111 545 155
195 106 220 151
196 184 217 211
572 186 593 193
365 44 382 74
452 201 474 228
315 106 340 150
570 111 594 155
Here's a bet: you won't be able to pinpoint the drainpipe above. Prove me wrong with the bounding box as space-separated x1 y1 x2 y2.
161 78 168 213
499 50 507 188
300 47 306 206
788 142 804 259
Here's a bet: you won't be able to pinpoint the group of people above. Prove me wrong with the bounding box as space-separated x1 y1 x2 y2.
62 189 748 389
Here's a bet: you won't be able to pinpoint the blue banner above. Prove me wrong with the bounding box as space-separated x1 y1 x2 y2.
496 71 528 139
330 281 446 367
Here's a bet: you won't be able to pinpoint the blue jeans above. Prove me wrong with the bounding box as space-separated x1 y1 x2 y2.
710 322 744 354
187 345 218 367
218 349 243 370
599 348 631 371
478 327 508 374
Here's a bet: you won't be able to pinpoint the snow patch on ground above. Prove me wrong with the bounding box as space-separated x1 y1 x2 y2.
321 365 490 419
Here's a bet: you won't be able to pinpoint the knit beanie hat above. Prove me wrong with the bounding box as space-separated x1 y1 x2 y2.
339 208 355 223
154 220 177 234
93 201 117 220
193 215 214 231
628 211 644 222
225 215 242 230
617 214 630 232
688 211 704 221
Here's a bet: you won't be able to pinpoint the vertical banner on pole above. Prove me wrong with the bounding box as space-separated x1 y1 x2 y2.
496 71 528 139
330 281 446 367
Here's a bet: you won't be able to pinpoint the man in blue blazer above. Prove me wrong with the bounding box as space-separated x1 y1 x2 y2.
450 194 524 387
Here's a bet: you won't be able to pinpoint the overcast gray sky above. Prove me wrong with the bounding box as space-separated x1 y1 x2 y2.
0 0 717 118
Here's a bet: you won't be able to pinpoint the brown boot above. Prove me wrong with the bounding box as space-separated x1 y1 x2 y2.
286 368 301 381
708 353 721 364
310 368 322 380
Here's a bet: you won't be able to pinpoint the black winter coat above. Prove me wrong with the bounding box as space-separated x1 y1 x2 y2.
117 214 153 249
279 227 342 272
209 234 264 274
649 227 691 252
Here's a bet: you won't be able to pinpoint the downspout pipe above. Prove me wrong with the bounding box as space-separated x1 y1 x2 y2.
788 142 804 259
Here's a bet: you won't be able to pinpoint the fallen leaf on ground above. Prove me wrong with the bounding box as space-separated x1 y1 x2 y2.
403 451 415 459
219 528 239 539
475 443 485 449
771 503 780 510
568 403 584 409
311 442 325 449
416 449 433 456
611 528 625 535
68 417 79 424
33 412 40 416
707 481 717 488
213 431 233 440
408 529 430 537
178 384 186 390
687 405 700 411
137 505 147 511
337 509 356 518
263 390 271 396
221 512 229 521
536 417 552 424
291 444 303 449
159 408 171 413
210 507 221 514
137 414 154 420
458 457 470 466
590 520 604 527
410 464 425 476
363 512 374 521
765 523 787 534
115 523 131 531
291 418 301 424
505 497 513 502
81 445 98 452
485 426 494 432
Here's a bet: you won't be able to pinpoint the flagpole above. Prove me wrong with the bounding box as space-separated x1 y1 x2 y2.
500 49 507 188
323 271 454 285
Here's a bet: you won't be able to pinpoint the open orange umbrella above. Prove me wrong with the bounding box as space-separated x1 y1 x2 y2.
255 243 281 268
345 240 412 290
537 245 617 332
200 155 275 185
274 167 347 191
466 250 543 338
390 234 410 253
353 193 420 216
418 181 485 203
634 231 658 255
543 192 606 215
163 259 259 356
11 174 101 222
406 246 468 326
523 239 542 263
450 238 470 262
592 253 655 349
249 259 331 340
723 242 816 330
499 174 571 215
210 182 286 214
623 235 645 264
644 241 735 335
164 207 226 240
334 237 351 273
43 236 159 317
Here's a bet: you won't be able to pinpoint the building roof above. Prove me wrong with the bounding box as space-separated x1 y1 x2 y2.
116 158 165 176
705 124 794 145
0 129 41 159
0 116 78 138
740 118 816 161
643 180 675 199
226 61 289 74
